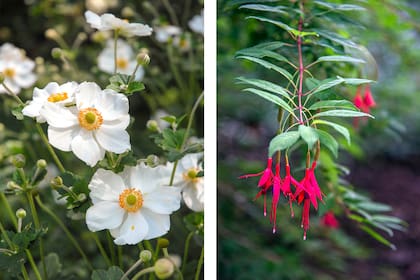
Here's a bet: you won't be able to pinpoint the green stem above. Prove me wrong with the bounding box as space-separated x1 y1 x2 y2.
106 151 116 169
25 249 43 280
162 248 183 280
127 62 140 85
132 267 155 280
114 30 119 74
181 232 194 274
0 193 18 229
35 196 93 270
194 247 204 280
118 245 123 269
92 233 112 267
21 263 30 280
0 220 13 249
168 161 179 186
161 0 180 26
35 123 65 173
1 82 25 105
121 259 143 280
26 192 47 280
107 231 117 265
167 44 186 94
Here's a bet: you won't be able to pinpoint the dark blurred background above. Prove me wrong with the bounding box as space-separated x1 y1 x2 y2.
217 0 420 279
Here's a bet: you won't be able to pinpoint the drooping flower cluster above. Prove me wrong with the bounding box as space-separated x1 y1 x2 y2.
23 81 131 167
0 43 37 94
353 84 376 113
240 155 324 239
86 164 181 245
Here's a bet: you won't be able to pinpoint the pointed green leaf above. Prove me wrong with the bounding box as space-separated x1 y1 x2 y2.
338 77 375 85
313 29 358 48
312 120 351 144
268 131 300 156
239 4 288 15
316 129 338 157
242 88 295 116
312 78 344 94
299 125 319 148
358 202 392 212
236 49 291 64
313 109 374 119
316 55 365 64
236 77 291 100
309 100 357 111
237 55 294 81
246 16 296 33
314 1 366 11
360 225 396 250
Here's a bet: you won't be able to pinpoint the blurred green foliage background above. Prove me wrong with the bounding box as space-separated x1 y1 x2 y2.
218 0 420 279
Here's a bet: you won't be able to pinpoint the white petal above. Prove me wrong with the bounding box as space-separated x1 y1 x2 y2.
141 208 170 240
71 130 105 166
95 90 129 121
76 82 102 109
14 73 37 89
95 127 130 154
143 186 181 214
88 169 126 203
86 201 125 231
182 182 204 212
48 126 78 151
123 23 153 37
127 164 172 194
85 10 103 30
98 50 115 74
101 115 130 130
113 212 148 245
22 101 43 118
40 103 78 128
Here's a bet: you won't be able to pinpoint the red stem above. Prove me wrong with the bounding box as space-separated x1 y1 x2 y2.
297 18 304 125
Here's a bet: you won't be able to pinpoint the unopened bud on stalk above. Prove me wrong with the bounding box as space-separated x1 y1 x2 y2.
11 154 25 168
154 258 174 280
146 155 159 167
139 250 152 262
51 176 63 189
136 48 150 66
45 28 59 40
146 120 160 133
122 6 135 18
16 208 26 219
157 238 169 249
7 181 21 190
51 48 63 59
0 72 5 83
77 193 87 202
36 159 47 169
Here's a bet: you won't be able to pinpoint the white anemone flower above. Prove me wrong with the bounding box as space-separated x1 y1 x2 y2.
85 165 181 245
154 25 182 43
85 10 152 37
0 43 26 61
42 82 131 166
174 153 204 212
98 39 144 80
0 55 37 94
22 81 78 123
188 10 204 35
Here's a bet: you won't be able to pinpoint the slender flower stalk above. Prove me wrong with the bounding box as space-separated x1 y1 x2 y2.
297 17 305 125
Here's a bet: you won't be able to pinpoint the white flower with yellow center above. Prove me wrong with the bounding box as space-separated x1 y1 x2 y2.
174 153 204 212
22 82 77 122
85 10 152 37
188 10 204 35
0 44 37 94
154 25 182 43
85 165 181 245
98 39 144 80
41 82 131 166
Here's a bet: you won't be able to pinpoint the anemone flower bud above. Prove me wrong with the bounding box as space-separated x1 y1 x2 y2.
154 258 174 279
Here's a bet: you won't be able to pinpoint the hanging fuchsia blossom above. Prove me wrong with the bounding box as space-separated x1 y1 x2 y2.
363 85 376 109
270 163 282 233
321 211 339 229
281 162 301 218
354 85 376 113
239 157 274 216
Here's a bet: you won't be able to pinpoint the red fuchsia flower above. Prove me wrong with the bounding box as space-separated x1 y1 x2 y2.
353 85 376 113
270 163 282 233
281 163 302 218
363 84 376 109
294 161 324 240
239 157 274 216
320 211 340 229
353 86 364 110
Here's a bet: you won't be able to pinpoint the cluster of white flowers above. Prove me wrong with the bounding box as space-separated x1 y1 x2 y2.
23 81 131 166
0 43 37 94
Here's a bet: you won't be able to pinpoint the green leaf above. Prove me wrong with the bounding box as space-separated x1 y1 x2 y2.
238 41 286 53
312 78 344 94
371 215 407 226
338 77 375 85
298 125 318 148
91 266 124 280
316 129 338 158
305 78 320 91
357 202 392 212
126 81 145 95
239 4 288 15
12 105 24 121
236 49 291 64
39 253 62 279
242 88 295 116
184 212 204 235
236 77 291 100
313 29 358 48
314 1 366 12
360 225 396 250
312 120 351 144
268 131 300 156
237 55 294 81
309 100 357 111
315 55 365 64
246 16 296 33
313 109 374 119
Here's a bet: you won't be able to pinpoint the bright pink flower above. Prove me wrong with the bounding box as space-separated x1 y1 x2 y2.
281 163 301 218
270 163 282 233
363 85 376 108
301 198 311 240
321 211 339 229
353 87 364 110
239 157 274 216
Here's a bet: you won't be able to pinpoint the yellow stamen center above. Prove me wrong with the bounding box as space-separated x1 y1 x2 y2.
116 58 128 70
78 107 103 131
183 167 201 183
4 68 15 78
47 92 68 103
119 188 143 213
